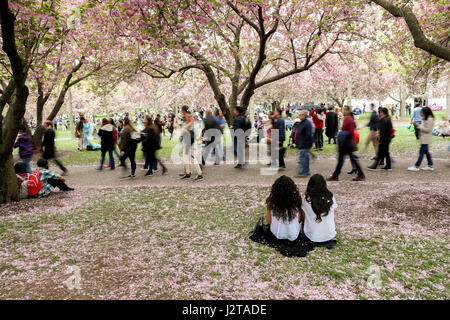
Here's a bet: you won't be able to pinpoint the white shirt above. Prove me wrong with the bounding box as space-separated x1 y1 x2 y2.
301 196 337 242
270 210 300 241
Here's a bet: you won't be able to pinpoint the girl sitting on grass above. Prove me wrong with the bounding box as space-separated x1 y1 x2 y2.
266 175 303 241
301 174 337 243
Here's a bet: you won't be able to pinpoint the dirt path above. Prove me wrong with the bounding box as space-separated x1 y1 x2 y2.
60 156 450 188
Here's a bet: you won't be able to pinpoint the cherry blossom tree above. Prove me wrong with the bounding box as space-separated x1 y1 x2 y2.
107 0 368 125
370 0 450 61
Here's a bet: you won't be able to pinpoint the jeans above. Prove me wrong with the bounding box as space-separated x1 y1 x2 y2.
202 139 220 165
120 146 137 175
113 144 121 160
47 178 70 191
373 142 391 169
415 144 433 167
233 136 245 165
22 158 32 174
332 147 364 178
143 151 158 170
99 150 115 169
298 148 310 175
145 149 166 175
314 128 324 149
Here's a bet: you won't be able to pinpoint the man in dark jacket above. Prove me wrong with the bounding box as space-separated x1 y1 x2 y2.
363 103 380 159
367 108 393 171
42 120 67 175
325 107 338 144
141 117 167 176
97 119 115 170
294 110 313 176
272 107 286 169
202 107 221 165
231 106 248 169
14 125 34 173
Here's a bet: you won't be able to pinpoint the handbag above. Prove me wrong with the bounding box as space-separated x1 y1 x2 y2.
249 213 269 242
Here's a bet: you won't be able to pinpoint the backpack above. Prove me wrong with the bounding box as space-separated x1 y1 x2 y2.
28 169 44 197
17 174 30 199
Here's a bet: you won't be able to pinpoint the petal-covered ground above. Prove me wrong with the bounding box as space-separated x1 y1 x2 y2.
0 156 449 299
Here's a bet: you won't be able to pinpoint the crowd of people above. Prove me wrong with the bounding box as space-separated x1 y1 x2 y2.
13 100 445 202
11 100 448 256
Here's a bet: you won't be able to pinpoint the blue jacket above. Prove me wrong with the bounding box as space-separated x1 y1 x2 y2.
274 117 286 141
294 119 313 149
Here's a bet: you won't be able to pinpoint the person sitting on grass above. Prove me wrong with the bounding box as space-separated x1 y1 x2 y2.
265 175 303 241
15 162 29 189
301 174 337 243
33 158 74 197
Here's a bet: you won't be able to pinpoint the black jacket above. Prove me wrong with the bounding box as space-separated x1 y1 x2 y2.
42 128 56 159
141 126 159 152
98 124 114 152
379 116 393 144
368 110 380 131
325 111 338 138
203 114 221 142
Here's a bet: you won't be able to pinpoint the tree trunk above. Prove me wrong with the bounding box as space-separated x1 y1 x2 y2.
400 80 406 120
446 78 450 120
0 0 31 204
32 98 45 147
68 89 75 138
0 153 19 203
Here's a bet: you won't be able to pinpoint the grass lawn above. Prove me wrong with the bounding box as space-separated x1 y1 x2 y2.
0 184 448 299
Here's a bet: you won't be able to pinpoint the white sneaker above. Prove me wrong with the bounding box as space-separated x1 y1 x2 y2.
140 167 147 171
408 166 420 171
421 166 434 171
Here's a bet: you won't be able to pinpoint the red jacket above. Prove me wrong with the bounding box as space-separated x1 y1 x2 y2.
310 110 326 129
342 116 356 147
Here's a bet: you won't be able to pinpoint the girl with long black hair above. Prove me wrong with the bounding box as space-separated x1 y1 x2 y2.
301 174 337 242
266 175 303 241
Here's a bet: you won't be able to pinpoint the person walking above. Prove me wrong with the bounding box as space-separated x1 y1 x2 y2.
367 108 393 171
202 107 221 166
180 106 203 181
119 117 138 178
213 108 225 162
272 107 286 169
97 118 115 171
325 106 338 145
141 116 167 176
363 103 380 161
14 124 34 173
408 107 435 172
42 120 67 175
294 110 313 177
327 106 365 181
411 103 423 140
231 106 248 169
